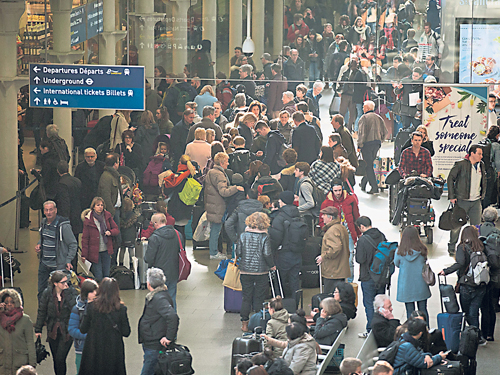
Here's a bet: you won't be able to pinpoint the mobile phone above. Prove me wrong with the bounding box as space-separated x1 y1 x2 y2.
444 350 451 355
378 307 386 314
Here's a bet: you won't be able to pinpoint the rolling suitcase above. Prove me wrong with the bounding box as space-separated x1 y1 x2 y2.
230 334 263 375
191 205 210 250
438 276 464 353
248 304 271 333
135 240 149 289
224 286 242 313
269 269 301 313
374 157 394 191
300 264 320 288
419 360 462 375
1 252 24 305
302 236 322 266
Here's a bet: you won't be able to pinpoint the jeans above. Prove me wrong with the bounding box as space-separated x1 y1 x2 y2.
339 94 356 131
348 236 354 283
361 141 382 193
90 251 111 282
448 199 482 251
361 278 386 331
75 353 82 373
166 279 178 312
48 331 73 375
460 284 487 331
276 251 302 301
140 345 160 375
309 61 320 86
240 274 268 321
209 222 223 256
405 300 429 323
480 284 498 339
112 208 121 266
38 261 56 300
354 103 363 132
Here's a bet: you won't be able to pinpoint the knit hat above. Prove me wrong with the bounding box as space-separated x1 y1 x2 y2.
279 191 294 205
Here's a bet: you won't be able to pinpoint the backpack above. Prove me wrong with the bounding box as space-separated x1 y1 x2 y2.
276 141 290 168
143 155 166 187
478 138 492 171
175 86 191 116
299 179 325 217
178 178 202 206
283 217 309 253
365 236 398 288
484 231 500 287
463 245 490 286
229 150 251 175
257 182 278 197
378 339 403 365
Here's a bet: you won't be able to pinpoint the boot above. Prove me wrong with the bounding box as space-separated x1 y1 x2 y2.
241 320 249 332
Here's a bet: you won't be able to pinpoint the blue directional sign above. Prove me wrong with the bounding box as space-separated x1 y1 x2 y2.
29 63 145 110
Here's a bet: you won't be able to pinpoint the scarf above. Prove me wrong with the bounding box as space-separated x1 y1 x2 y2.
92 210 108 244
353 25 368 42
0 307 23 333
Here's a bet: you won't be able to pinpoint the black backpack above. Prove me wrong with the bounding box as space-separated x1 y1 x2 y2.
479 138 492 171
378 339 404 365
283 217 309 253
229 150 251 175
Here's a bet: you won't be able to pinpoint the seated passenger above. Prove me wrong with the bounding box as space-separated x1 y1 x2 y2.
371 294 401 348
398 132 433 178
335 282 357 320
339 358 362 375
265 296 290 358
313 297 348 346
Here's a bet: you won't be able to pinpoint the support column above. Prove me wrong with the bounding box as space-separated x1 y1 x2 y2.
273 0 284 59
229 0 242 67
0 0 28 247
252 0 265 70
172 0 195 74
202 0 217 74
136 0 156 82
99 0 126 116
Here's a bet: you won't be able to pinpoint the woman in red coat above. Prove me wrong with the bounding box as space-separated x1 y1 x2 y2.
81 197 120 281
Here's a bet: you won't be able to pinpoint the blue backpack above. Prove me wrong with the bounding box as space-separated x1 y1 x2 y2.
365 237 398 288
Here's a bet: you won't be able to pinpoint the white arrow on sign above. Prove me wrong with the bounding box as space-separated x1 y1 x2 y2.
34 98 40 104
60 100 69 105
140 42 145 49
33 66 40 73
33 87 41 94
140 24 144 31
34 76 40 84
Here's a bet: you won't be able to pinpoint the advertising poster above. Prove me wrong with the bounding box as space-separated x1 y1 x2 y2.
423 85 488 179
460 24 500 84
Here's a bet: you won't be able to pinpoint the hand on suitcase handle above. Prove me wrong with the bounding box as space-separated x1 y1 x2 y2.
35 333 42 339
316 256 322 265
160 337 171 347
0 247 6 254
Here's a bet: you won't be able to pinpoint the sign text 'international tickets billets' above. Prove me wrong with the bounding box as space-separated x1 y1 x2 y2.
29 63 145 110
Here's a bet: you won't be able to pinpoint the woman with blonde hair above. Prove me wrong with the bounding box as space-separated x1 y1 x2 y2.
236 212 276 332
206 128 216 144
194 85 218 117
185 127 211 168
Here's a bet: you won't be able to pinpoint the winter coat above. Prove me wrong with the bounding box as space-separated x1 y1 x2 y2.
0 289 36 375
236 229 275 274
393 332 443 375
225 199 264 243
55 173 83 234
135 123 160 167
145 225 181 283
371 312 400 348
395 250 431 303
319 191 361 243
321 218 351 280
40 148 60 199
237 123 254 150
68 295 88 354
268 74 288 113
97 166 123 216
355 227 387 282
74 160 105 210
279 164 297 192
115 143 144 176
138 285 179 350
251 176 284 203
291 122 321 165
186 118 223 144
35 285 78 337
336 126 358 168
266 308 290 358
81 209 120 263
269 204 301 251
282 333 317 375
314 313 348 346
79 303 131 375
263 130 288 175
447 159 486 201
185 140 211 169
204 165 238 223
120 209 140 245
194 92 217 117
145 88 162 114
357 111 388 149
283 57 305 91
38 215 78 270
443 243 488 288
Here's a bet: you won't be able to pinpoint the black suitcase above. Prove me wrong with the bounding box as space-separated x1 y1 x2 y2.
230 336 263 375
456 354 476 375
458 326 479 359
394 128 412 166
302 236 322 266
420 360 463 375
311 292 333 310
269 270 301 313
439 275 460 314
155 343 194 375
300 264 320 288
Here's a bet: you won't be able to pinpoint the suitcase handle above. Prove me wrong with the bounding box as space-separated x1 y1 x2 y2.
268 269 285 298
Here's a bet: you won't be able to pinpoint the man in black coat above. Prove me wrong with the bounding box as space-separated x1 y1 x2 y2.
283 49 305 92
74 147 105 210
394 67 423 130
138 267 179 375
170 109 196 165
256 122 287 175
238 64 257 99
371 294 400 348
291 111 321 165
145 213 181 310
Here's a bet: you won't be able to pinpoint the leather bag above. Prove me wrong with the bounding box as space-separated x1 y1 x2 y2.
422 260 436 286
177 231 191 282
355 153 367 176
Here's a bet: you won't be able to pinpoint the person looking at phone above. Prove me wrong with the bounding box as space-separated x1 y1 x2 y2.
371 294 400 348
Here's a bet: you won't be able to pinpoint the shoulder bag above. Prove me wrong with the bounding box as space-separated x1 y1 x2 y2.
177 231 191 282
422 259 436 286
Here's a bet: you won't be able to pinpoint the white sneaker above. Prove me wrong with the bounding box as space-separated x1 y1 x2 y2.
358 331 369 339
210 253 227 260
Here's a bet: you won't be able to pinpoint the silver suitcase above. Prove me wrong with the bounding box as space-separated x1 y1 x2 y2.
135 240 149 289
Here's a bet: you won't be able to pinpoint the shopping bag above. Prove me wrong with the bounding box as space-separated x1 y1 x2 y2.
193 212 211 242
222 258 242 291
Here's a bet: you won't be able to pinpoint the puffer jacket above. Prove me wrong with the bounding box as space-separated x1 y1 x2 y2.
35 284 78 337
236 229 275 274
447 159 486 201
138 285 179 350
225 199 263 243
393 332 442 375
0 289 36 375
68 295 87 354
313 313 347 346
266 308 290 358
269 204 301 251
204 165 238 223
282 333 318 375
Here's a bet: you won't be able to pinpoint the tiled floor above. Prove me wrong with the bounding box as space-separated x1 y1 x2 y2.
15 88 499 374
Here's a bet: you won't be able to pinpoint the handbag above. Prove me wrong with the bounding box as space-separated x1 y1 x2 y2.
355 153 367 176
177 231 191 282
35 337 50 364
329 95 341 114
192 212 210 242
422 260 436 286
438 203 455 231
214 259 231 280
222 257 242 291
178 177 202 206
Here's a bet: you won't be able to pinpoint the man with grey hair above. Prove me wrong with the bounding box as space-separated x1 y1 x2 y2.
35 200 78 299
74 147 105 210
371 294 400 347
239 64 256 99
480 206 500 237
281 91 297 115
339 358 362 375
186 105 223 143
145 213 181 310
357 100 388 194
138 267 179 375
46 123 71 163
306 80 324 119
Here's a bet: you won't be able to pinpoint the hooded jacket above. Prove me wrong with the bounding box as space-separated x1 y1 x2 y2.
395 249 431 303
236 229 275 274
81 209 120 264
68 295 88 353
266 308 290 358
135 122 160 166
204 165 239 223
38 215 78 270
138 285 179 350
321 218 351 280
263 130 288 175
319 191 361 243
0 289 36 374
145 225 180 283
355 227 387 282
314 312 348 346
225 199 264 243
282 333 317 375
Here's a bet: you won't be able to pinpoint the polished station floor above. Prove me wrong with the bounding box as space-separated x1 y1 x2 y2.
14 88 500 375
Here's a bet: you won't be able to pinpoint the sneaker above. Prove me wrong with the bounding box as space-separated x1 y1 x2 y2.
479 338 487 346
358 331 369 339
210 252 227 260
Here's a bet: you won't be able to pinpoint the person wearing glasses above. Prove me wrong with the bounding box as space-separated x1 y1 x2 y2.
34 270 78 375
